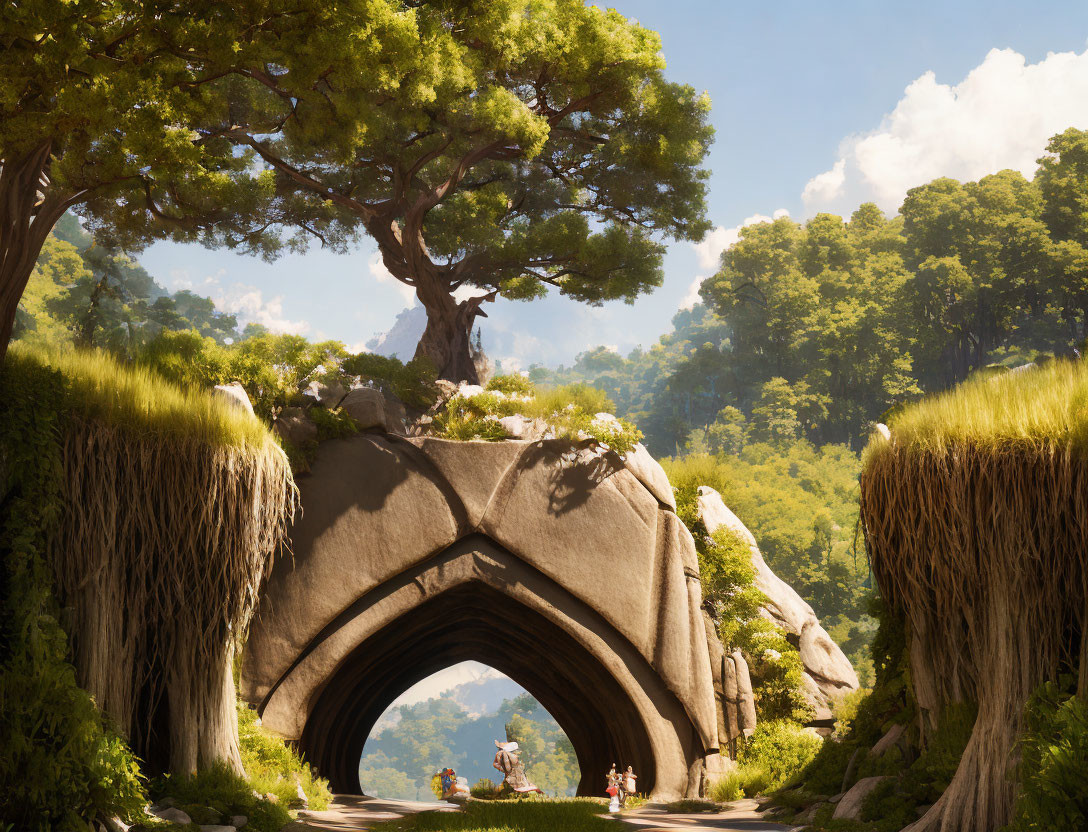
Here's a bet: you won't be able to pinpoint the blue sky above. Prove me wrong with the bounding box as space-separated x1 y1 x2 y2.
138 0 1088 369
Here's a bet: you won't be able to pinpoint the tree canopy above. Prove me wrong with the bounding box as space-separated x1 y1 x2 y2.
145 0 714 381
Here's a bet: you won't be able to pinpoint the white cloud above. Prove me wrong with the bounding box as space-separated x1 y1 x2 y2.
801 159 846 205
211 283 311 335
681 209 789 310
369 252 417 308
804 47 1088 214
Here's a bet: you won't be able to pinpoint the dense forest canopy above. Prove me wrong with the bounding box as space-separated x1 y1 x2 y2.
535 129 1088 456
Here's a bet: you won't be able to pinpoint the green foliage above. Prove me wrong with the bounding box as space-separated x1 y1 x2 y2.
136 329 435 424
14 342 271 448
866 355 1088 463
309 406 359 442
707 771 744 802
471 778 498 799
148 762 291 832
739 720 823 791
237 704 331 810
1003 681 1088 831
747 628 816 724
432 379 643 455
343 353 439 410
661 443 873 684
0 352 147 830
697 528 766 650
173 0 714 377
486 374 536 397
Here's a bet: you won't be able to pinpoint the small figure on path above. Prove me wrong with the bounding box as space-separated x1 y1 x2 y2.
435 767 470 802
621 766 637 806
492 740 542 795
606 763 621 812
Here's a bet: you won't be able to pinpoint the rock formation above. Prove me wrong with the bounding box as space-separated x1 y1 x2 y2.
242 434 719 800
696 485 859 724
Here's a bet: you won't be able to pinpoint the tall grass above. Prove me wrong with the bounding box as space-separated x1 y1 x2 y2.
12 342 271 448
867 359 1088 460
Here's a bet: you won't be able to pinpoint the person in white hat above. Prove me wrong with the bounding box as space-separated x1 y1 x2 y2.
492 739 542 794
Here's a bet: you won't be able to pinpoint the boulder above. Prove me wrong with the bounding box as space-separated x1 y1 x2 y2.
732 649 757 734
274 407 317 445
832 776 888 820
212 382 255 417
384 394 408 435
198 826 237 832
498 414 548 441
230 818 248 829
306 380 347 407
152 807 192 825
622 443 677 510
341 387 388 431
697 487 859 713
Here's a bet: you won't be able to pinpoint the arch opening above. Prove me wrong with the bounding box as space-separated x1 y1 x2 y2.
358 661 580 801
298 582 657 796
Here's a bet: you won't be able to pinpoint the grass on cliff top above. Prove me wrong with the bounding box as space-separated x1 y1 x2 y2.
8 343 271 448
371 799 614 832
869 359 1088 461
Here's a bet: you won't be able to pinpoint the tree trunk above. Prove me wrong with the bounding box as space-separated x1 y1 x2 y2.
413 280 487 384
0 142 68 360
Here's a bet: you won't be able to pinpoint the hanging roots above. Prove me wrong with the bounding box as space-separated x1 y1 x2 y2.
861 442 1088 832
53 416 298 775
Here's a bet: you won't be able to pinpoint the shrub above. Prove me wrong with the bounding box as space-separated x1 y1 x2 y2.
310 405 359 441
708 771 743 802
237 704 331 809
149 762 290 832
486 374 535 397
739 720 823 791
432 379 642 454
1003 681 1088 831
471 778 498 799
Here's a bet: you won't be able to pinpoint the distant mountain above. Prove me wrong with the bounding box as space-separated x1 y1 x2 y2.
367 304 427 359
445 675 526 718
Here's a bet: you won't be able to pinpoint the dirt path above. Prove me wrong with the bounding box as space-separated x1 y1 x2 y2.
285 795 796 832
621 798 796 831
285 795 459 831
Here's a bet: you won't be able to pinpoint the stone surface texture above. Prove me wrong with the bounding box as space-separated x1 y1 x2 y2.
833 776 889 820
242 434 717 801
340 387 388 430
273 407 317 445
696 486 860 720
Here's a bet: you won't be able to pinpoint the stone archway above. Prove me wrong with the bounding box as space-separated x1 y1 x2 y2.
241 434 721 800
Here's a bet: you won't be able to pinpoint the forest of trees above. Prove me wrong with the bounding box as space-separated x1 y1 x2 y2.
358 692 578 802
525 128 1088 682
533 128 1088 454
16 129 1088 688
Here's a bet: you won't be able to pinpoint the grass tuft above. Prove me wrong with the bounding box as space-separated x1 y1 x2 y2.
13 342 273 448
866 358 1088 461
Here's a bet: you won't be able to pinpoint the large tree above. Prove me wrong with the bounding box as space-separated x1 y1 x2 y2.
0 0 327 361
192 0 714 382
